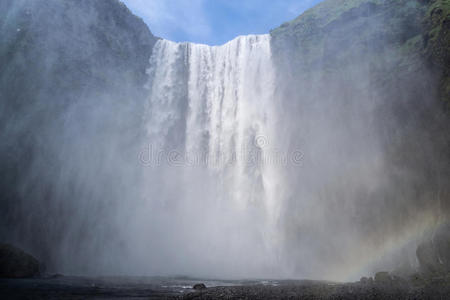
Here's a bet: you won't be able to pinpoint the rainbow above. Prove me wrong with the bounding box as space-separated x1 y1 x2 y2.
327 210 445 282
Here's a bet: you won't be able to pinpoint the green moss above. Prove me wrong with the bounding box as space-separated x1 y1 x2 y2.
272 0 428 73
420 0 450 107
427 0 450 18
424 0 450 48
271 0 383 35
270 0 450 109
400 35 423 53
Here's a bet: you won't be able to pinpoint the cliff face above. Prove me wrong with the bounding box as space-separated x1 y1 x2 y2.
271 0 449 103
424 0 450 107
0 0 157 272
270 0 450 277
271 0 428 80
0 0 157 95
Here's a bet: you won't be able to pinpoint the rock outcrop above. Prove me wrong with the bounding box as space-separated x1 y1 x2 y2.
193 283 207 290
423 0 450 108
0 244 40 278
416 222 450 275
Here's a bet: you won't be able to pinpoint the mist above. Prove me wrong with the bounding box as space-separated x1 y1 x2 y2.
1 0 449 283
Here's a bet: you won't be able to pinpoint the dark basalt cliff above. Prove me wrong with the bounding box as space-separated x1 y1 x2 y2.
0 0 157 95
0 0 157 271
424 0 450 106
270 0 450 277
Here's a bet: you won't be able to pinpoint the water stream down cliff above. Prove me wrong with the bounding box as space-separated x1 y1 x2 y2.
138 35 286 277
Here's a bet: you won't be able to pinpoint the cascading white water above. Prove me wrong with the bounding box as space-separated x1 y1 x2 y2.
138 35 286 277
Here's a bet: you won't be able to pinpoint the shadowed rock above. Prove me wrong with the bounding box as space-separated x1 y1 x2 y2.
417 222 450 275
433 223 450 270
417 240 443 274
375 272 392 284
193 283 207 290
0 244 40 278
360 276 373 284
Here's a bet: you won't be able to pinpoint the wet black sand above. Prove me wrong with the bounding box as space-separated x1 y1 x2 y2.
1 276 449 299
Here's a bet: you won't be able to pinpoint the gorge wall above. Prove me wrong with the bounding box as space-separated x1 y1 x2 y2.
0 0 449 281
0 0 157 274
270 0 450 279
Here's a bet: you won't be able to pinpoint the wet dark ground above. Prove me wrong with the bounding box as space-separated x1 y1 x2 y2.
1 276 449 299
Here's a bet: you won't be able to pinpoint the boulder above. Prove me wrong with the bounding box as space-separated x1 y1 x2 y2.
374 272 392 284
410 273 424 285
360 277 369 284
433 223 450 270
416 240 443 274
0 244 40 278
193 283 207 290
416 222 450 275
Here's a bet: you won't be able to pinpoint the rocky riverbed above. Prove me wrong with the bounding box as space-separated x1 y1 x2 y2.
1 276 450 299
1 243 450 299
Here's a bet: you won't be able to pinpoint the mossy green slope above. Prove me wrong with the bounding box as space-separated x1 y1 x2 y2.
271 0 449 106
424 0 450 107
272 0 426 72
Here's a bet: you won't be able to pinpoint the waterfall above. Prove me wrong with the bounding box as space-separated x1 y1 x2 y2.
138 35 285 277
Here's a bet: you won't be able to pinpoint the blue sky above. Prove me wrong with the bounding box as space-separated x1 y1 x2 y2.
121 0 323 45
